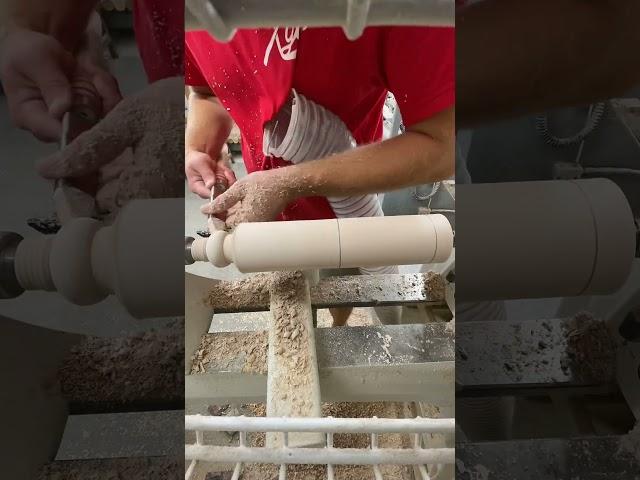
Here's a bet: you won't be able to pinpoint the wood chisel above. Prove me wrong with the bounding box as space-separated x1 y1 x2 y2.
28 77 102 234
53 78 102 225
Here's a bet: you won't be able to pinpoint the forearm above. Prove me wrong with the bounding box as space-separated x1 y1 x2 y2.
185 89 233 159
457 0 640 127
3 0 98 50
289 129 453 199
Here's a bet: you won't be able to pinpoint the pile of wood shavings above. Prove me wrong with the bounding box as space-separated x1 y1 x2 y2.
59 320 183 406
206 274 271 312
423 271 445 300
561 311 616 382
239 402 411 480
190 331 268 375
190 307 376 376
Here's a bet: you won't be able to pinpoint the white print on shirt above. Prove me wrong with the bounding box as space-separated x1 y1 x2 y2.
263 27 306 66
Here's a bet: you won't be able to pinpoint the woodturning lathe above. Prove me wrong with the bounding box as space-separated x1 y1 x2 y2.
2 179 637 319
0 200 454 319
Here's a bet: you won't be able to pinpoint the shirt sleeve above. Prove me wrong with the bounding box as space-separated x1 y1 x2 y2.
184 31 209 87
382 26 455 127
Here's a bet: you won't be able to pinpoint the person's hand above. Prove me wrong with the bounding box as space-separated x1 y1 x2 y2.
36 77 185 218
201 167 303 226
186 147 237 198
0 28 121 142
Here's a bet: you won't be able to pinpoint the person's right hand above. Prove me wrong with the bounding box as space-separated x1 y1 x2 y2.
186 147 237 198
0 28 121 142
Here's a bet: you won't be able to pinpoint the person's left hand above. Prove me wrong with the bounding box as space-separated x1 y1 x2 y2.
200 168 302 227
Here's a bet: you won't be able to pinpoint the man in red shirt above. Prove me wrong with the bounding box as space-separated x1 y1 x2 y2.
185 27 455 326
186 27 455 224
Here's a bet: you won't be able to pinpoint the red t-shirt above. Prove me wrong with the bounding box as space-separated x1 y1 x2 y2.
133 0 184 82
185 27 454 220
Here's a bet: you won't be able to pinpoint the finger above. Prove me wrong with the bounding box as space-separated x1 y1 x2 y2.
202 183 244 214
34 50 75 119
218 164 237 186
197 162 218 191
13 99 64 142
37 104 136 179
92 70 122 114
190 178 212 199
200 202 215 215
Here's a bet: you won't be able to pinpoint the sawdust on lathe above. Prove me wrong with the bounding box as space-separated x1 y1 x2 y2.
269 271 318 418
190 331 268 375
240 402 411 480
617 421 640 462
200 272 374 378
59 320 183 407
423 271 445 301
206 274 272 312
561 311 616 382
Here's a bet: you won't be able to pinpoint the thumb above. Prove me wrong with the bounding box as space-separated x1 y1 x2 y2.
198 161 218 191
37 103 137 179
201 183 245 215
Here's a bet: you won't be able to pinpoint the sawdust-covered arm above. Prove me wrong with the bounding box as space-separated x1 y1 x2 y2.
205 106 453 223
457 0 640 127
291 106 454 197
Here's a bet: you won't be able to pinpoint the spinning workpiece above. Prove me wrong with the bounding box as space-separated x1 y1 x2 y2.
187 214 454 272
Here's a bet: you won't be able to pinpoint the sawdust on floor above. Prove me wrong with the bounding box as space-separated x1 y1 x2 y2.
39 456 182 479
238 402 411 480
